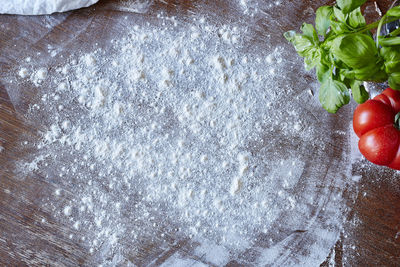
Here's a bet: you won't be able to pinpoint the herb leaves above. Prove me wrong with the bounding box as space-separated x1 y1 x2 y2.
285 0 400 113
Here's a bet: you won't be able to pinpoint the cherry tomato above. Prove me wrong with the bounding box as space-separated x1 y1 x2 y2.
353 88 400 170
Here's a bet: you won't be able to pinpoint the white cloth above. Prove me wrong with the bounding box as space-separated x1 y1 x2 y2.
0 0 99 15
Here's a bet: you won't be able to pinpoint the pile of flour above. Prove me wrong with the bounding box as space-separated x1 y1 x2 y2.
13 7 353 265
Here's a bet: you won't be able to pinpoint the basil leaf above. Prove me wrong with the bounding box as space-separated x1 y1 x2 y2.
304 49 321 71
347 7 366 28
288 35 315 57
320 48 331 65
381 46 400 74
285 30 321 71
389 73 400 90
315 6 333 37
332 56 350 70
350 80 369 104
389 27 400 37
330 20 351 34
333 6 346 22
386 6 400 18
283 30 296 42
319 75 350 113
331 33 378 69
336 0 367 14
378 37 400 46
385 60 400 74
284 31 313 57
353 65 388 82
316 63 330 83
340 68 356 80
301 23 319 44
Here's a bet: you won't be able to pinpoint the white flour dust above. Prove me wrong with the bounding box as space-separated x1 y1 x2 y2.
14 8 353 266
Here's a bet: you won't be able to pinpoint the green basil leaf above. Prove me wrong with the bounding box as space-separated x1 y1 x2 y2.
331 33 378 69
301 23 319 44
320 48 330 64
336 0 367 14
389 73 400 90
284 30 295 41
381 46 400 73
340 68 356 80
378 36 400 46
284 32 313 56
347 7 366 28
385 60 400 74
353 65 388 82
386 6 400 18
292 36 314 57
333 6 346 22
304 49 321 71
389 27 400 37
315 6 333 37
284 30 321 67
332 56 350 69
285 30 321 71
319 75 350 113
350 80 369 104
316 63 330 83
330 20 351 34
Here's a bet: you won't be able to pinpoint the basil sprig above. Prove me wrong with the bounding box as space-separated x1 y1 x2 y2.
284 0 400 113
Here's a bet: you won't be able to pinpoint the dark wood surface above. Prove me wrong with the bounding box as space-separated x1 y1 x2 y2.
1 0 400 266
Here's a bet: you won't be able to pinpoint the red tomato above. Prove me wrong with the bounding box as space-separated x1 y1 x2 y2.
353 88 400 170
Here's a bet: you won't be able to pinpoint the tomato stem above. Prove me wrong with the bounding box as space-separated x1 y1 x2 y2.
395 112 400 130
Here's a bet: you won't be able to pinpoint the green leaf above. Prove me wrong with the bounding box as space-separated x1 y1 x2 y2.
331 33 378 69
353 65 388 82
389 73 400 90
329 7 351 34
284 32 313 56
284 30 296 42
339 68 356 80
381 46 400 74
301 23 319 44
378 37 400 46
304 49 321 71
336 59 386 82
389 27 400 37
284 29 321 71
330 20 351 34
316 63 330 83
320 48 331 65
333 6 346 22
386 6 400 18
386 60 400 74
315 6 333 37
292 36 316 57
347 7 366 28
350 80 369 103
319 75 350 113
336 0 367 14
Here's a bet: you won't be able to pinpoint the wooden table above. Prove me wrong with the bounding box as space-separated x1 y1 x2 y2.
1 0 399 266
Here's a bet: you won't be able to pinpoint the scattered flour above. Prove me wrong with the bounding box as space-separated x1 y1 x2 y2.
13 6 354 266
18 67 29 78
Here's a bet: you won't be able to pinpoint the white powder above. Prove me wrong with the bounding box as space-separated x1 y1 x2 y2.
18 67 29 78
15 9 355 265
31 67 48 86
63 206 72 216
